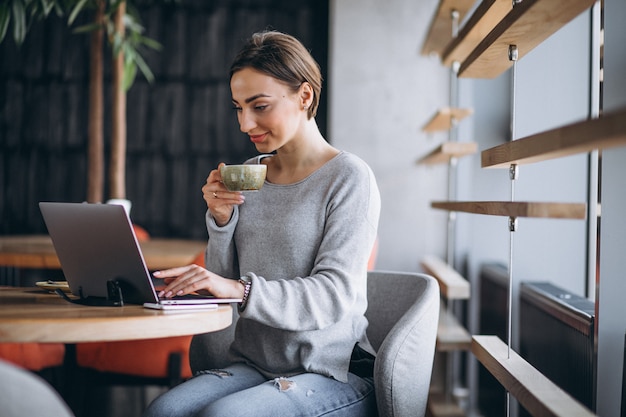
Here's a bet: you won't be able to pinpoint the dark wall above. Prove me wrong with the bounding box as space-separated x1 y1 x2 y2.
0 0 328 239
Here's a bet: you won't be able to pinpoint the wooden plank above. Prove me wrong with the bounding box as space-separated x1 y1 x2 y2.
417 142 478 165
442 0 512 67
458 0 597 78
423 107 474 132
472 335 596 417
427 392 467 417
431 201 587 219
421 255 470 299
437 307 472 352
421 0 477 56
482 108 626 168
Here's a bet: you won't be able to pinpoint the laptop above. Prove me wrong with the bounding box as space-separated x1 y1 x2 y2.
39 202 241 310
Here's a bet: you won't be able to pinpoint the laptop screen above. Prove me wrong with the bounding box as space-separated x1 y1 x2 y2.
39 202 159 305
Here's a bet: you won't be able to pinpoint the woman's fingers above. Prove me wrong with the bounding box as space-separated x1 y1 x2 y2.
154 265 209 298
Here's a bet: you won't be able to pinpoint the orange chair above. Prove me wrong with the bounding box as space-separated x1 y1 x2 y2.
0 343 65 372
132 224 150 241
75 336 193 384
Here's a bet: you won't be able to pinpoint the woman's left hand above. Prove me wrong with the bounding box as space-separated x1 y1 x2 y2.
153 265 244 299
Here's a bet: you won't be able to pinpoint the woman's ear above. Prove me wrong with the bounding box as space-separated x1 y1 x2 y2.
299 82 314 109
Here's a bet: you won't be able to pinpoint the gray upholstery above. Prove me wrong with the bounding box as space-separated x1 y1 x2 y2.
0 359 74 417
366 271 439 417
189 270 439 417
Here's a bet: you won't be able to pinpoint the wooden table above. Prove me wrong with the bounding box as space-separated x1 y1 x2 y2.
0 235 206 271
0 287 232 343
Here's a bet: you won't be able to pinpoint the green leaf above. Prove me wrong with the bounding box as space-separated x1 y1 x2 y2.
12 0 27 45
68 0 88 25
0 4 10 43
72 22 101 34
122 58 137 91
111 31 123 56
129 47 154 84
138 35 161 51
53 3 63 17
39 0 55 17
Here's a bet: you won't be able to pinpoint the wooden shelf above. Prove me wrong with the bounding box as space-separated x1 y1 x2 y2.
441 0 511 67
482 108 626 168
431 201 587 219
421 255 470 299
437 306 472 352
417 142 478 165
421 0 476 57
423 107 473 132
458 0 597 79
472 336 596 417
427 392 467 417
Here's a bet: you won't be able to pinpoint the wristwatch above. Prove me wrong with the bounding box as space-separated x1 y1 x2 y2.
238 275 252 310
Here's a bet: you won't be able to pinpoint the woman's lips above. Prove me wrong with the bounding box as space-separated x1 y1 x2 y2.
249 133 267 144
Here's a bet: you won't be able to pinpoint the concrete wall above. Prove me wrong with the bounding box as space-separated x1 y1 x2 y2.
329 0 450 271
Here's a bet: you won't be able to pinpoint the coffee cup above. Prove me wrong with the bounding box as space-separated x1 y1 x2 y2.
220 164 267 191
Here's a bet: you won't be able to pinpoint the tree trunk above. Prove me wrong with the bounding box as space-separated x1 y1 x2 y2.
86 0 105 203
110 1 127 200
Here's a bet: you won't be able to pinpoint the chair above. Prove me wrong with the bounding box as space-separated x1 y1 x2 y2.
0 342 65 372
189 270 440 417
365 271 440 417
0 358 74 417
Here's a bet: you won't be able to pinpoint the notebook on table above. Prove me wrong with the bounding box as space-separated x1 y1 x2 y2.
39 202 241 310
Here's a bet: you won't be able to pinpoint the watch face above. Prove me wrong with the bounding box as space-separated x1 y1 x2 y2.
240 275 252 284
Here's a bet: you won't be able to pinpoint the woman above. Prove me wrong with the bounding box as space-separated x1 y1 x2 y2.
144 30 381 417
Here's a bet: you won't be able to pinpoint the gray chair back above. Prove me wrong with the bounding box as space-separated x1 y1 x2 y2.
366 270 439 417
0 359 74 417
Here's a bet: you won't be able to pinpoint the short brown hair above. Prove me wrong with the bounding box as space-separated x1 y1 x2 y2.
230 31 322 119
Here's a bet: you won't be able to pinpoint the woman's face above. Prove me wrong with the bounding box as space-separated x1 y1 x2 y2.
230 67 306 153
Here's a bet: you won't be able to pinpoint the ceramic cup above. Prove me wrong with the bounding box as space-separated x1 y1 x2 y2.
220 164 267 191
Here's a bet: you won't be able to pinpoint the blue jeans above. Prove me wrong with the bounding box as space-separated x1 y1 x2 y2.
142 363 377 417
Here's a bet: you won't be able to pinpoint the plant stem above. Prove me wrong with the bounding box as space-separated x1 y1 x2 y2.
87 0 105 203
110 0 127 200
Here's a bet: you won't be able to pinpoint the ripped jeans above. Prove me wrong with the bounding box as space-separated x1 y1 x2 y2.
142 363 377 417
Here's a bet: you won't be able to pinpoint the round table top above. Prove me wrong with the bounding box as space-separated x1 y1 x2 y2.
0 287 233 343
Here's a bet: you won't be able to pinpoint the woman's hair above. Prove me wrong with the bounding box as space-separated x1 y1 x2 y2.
230 30 322 119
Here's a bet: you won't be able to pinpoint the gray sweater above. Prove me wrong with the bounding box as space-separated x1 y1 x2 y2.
205 151 381 383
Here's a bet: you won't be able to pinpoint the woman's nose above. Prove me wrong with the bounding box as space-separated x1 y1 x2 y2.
238 110 255 133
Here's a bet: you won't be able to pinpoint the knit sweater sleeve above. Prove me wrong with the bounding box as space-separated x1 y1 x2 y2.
204 206 240 279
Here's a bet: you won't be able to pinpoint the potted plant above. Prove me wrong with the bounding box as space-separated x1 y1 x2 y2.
1 0 161 209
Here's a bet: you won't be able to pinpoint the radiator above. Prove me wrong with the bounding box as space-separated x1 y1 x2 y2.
478 263 508 417
519 281 596 414
478 263 596 416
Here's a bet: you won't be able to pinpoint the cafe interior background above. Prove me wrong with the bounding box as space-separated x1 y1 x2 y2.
1 0 625 416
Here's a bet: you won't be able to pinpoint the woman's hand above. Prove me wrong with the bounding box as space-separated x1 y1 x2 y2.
202 162 245 226
153 264 244 299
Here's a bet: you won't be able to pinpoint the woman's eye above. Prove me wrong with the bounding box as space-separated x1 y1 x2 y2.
255 105 268 111
232 106 242 112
